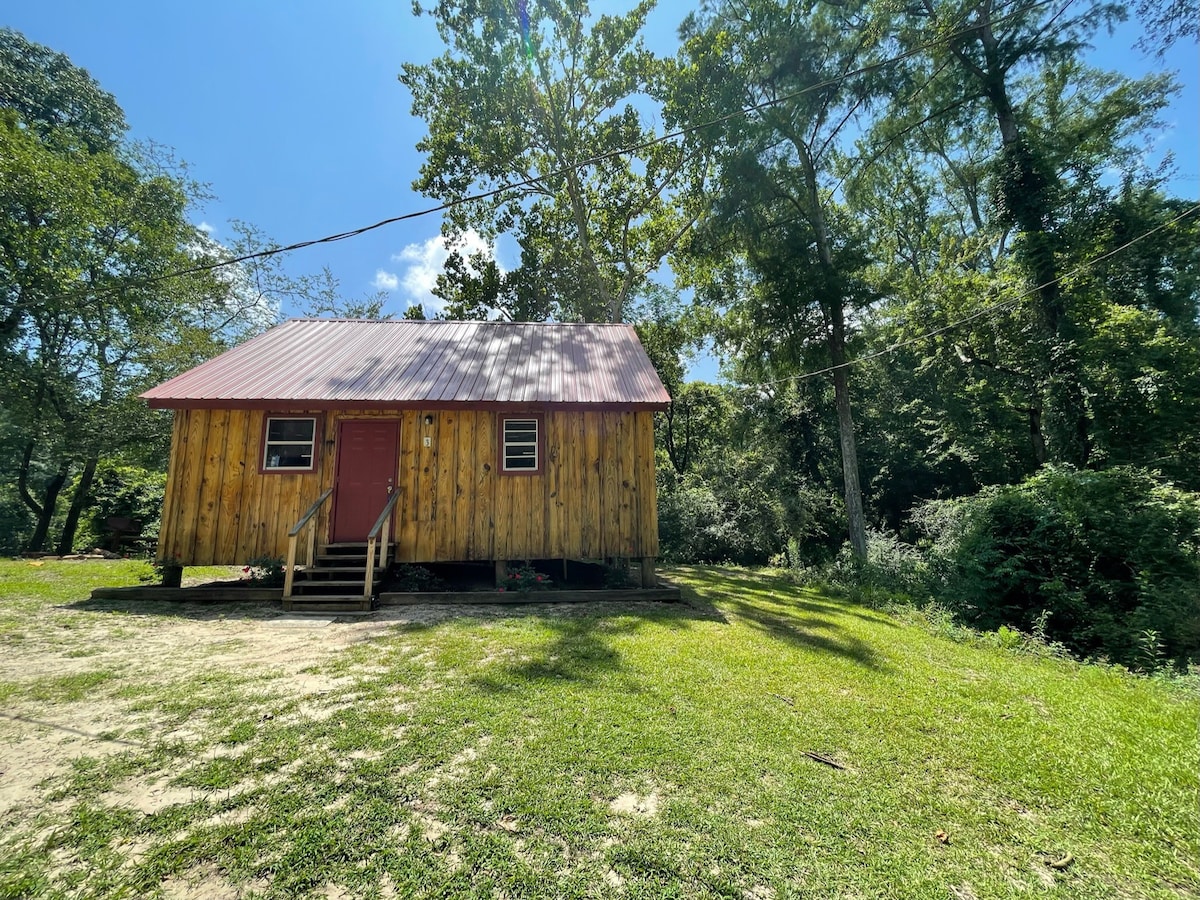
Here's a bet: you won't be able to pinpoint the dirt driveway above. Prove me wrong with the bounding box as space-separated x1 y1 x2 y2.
1 562 697 899
0 585 509 828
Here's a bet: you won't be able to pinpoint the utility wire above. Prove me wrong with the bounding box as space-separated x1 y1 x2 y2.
743 202 1200 391
27 0 1066 303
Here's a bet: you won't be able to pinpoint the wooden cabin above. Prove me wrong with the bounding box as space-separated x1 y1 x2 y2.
141 319 670 602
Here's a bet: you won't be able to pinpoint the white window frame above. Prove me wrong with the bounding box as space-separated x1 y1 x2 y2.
262 416 318 472
501 417 540 473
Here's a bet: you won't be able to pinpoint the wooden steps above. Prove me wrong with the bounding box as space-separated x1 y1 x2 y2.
283 541 391 613
281 595 374 614
305 566 386 576
290 576 371 594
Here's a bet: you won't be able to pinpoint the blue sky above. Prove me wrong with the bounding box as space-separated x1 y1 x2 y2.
5 0 1197 329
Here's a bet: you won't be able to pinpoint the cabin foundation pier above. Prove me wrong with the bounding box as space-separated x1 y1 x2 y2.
640 557 656 588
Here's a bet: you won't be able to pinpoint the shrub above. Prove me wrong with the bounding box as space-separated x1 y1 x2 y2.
391 564 445 592
657 470 788 565
242 556 285 587
501 565 552 592
915 466 1200 669
84 462 167 547
602 560 634 589
814 529 934 607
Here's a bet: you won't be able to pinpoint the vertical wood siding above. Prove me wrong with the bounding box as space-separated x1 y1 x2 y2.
159 408 659 566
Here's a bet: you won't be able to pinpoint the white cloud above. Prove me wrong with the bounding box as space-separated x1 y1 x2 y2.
372 269 400 291
197 221 216 235
391 229 498 313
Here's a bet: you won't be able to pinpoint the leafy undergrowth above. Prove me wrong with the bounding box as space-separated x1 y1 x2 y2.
0 561 1195 899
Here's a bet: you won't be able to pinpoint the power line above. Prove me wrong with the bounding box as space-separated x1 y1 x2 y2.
24 0 1066 304
743 202 1200 392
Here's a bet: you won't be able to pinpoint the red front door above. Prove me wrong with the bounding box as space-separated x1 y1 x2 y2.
331 420 400 543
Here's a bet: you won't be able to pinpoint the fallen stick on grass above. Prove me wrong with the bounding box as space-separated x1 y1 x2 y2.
802 750 846 770
765 695 845 769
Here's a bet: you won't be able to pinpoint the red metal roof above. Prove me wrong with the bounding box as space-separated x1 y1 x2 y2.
141 319 672 410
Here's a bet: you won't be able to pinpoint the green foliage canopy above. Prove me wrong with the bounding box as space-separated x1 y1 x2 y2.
400 0 701 322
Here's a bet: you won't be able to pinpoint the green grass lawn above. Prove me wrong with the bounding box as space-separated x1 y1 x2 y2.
0 561 1195 899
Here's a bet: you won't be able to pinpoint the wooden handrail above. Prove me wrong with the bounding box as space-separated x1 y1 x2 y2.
283 488 334 598
364 490 401 598
366 490 401 543
288 488 333 537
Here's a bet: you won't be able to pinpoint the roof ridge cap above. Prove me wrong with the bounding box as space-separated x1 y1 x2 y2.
281 318 629 326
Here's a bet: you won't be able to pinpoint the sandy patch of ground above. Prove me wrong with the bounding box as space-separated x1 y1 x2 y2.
0 592 677 895
105 776 207 815
160 863 267 900
0 709 141 813
609 791 659 818
0 601 480 827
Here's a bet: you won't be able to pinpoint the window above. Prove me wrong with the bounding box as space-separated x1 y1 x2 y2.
501 417 539 472
262 417 317 471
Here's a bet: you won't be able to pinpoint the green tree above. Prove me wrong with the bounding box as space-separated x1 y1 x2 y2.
0 32 307 553
0 109 217 550
1071 186 1200 486
434 242 554 322
1134 0 1198 56
671 0 894 557
400 0 701 322
881 0 1177 466
841 11 1184 525
0 28 125 154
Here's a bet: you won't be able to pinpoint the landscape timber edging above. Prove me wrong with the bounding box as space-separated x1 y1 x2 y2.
378 584 681 606
88 581 681 606
89 584 283 602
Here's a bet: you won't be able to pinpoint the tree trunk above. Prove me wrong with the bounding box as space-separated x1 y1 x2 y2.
25 460 71 553
1029 399 1047 467
16 441 43 521
829 303 868 559
563 166 617 322
527 52 617 323
963 12 1091 467
56 454 98 555
798 139 868 560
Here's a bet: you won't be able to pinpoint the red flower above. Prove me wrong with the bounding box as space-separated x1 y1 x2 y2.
498 587 506 592
535 575 543 581
242 566 251 573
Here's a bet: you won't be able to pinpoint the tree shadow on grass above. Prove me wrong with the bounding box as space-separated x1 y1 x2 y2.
387 599 730 693
66 568 887 674
468 616 630 692
687 567 898 627
674 567 889 671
